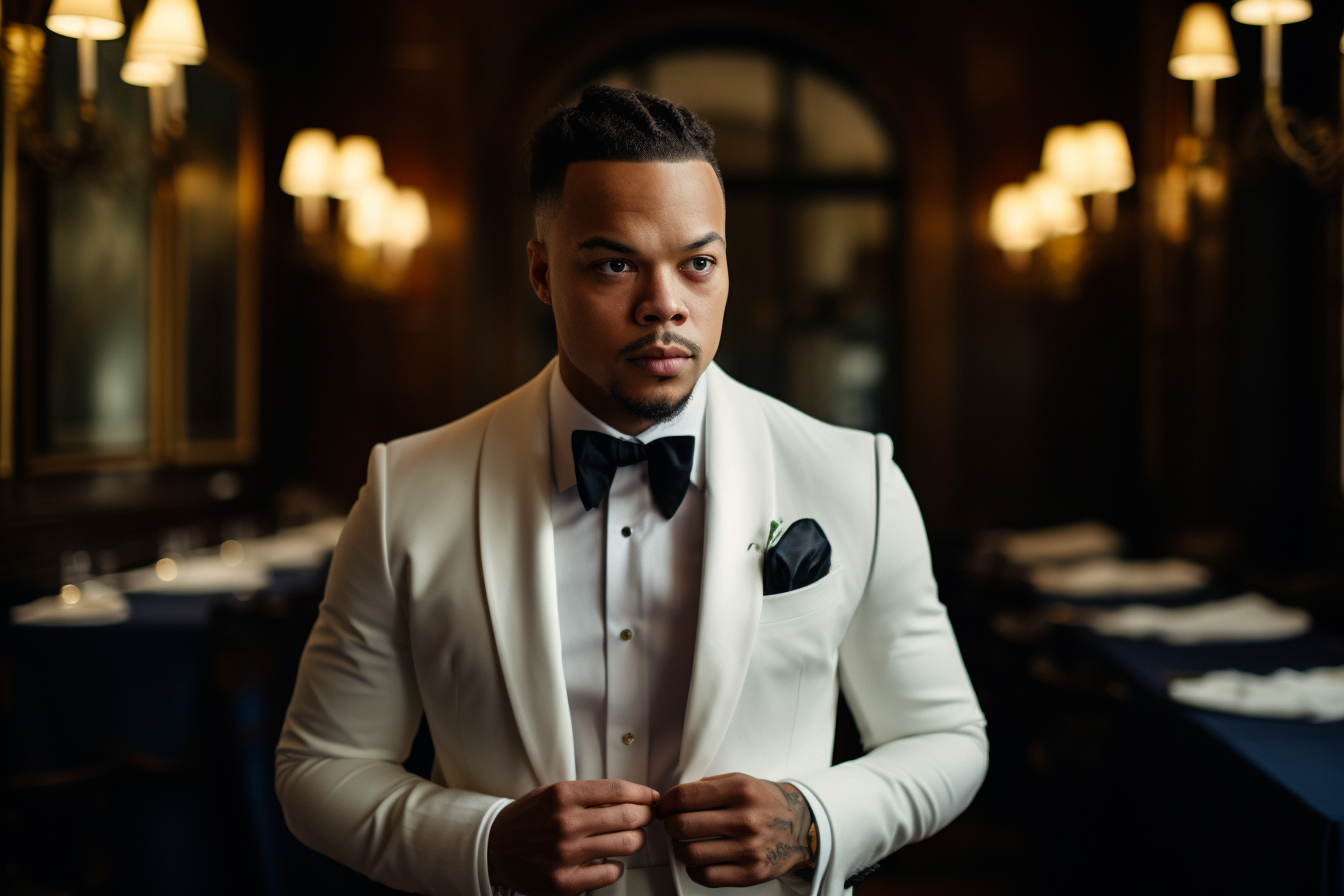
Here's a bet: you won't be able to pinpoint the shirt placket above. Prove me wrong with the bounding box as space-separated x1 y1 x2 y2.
603 463 651 786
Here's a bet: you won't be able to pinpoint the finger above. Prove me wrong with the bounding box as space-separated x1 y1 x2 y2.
656 780 733 816
560 829 647 865
557 859 625 893
687 863 763 889
672 836 747 868
662 808 750 841
579 803 654 835
570 779 660 809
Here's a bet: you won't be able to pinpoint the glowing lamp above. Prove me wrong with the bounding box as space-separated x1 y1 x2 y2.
1229 0 1312 25
1024 172 1086 237
132 0 207 66
386 187 431 250
330 136 385 200
1040 126 1093 196
45 0 125 39
281 129 337 197
1169 4 1240 80
346 177 397 248
120 13 176 86
1082 121 1134 194
989 183 1047 255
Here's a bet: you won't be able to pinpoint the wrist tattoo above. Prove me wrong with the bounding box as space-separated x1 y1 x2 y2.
768 782 815 867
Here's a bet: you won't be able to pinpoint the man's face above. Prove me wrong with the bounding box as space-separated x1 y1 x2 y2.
527 159 728 435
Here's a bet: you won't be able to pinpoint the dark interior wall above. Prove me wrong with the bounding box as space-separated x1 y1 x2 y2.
187 0 1344 566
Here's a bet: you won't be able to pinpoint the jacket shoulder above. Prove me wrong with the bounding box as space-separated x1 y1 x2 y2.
712 365 880 464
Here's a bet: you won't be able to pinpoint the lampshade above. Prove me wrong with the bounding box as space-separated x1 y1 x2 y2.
1083 121 1135 194
280 129 337 197
386 187 431 250
989 183 1048 253
346 177 397 248
1170 3 1240 80
330 136 385 200
1024 172 1087 237
132 0 206 65
46 0 125 40
1229 0 1312 25
120 13 176 86
1040 126 1093 196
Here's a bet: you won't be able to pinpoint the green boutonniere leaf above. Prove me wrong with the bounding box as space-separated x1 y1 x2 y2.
748 517 786 554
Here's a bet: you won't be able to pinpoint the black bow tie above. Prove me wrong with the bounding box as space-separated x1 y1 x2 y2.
571 430 695 519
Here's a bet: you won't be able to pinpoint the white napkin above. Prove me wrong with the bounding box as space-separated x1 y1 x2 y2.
998 520 1125 565
11 579 131 626
241 515 345 570
1087 593 1311 645
1030 556 1209 598
1170 666 1344 723
121 555 270 594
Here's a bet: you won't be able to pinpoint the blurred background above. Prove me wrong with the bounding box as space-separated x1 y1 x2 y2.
1 0 1342 893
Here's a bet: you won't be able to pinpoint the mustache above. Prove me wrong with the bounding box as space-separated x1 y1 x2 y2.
616 331 702 357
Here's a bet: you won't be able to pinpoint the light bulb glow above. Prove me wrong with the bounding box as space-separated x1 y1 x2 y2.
46 0 125 40
131 0 207 65
1024 172 1087 237
280 129 337 197
386 187 431 250
330 136 385 200
1169 3 1240 80
346 177 397 248
989 183 1048 253
1229 0 1312 25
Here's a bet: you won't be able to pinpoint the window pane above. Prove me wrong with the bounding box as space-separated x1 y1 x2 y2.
796 69 891 174
648 50 777 174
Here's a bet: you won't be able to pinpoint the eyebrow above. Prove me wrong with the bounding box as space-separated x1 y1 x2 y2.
574 231 725 254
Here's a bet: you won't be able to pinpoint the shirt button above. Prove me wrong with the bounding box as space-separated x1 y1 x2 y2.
620 628 634 641
622 732 636 746
621 526 632 538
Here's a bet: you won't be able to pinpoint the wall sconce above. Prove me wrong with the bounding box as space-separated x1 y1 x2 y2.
1229 0 1342 181
1169 3 1240 141
119 0 208 142
280 129 431 291
990 121 1134 276
44 0 124 121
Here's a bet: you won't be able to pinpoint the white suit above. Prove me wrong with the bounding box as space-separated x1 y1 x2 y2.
276 359 988 896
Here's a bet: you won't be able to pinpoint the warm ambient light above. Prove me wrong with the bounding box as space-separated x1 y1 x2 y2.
60 583 82 604
1024 172 1086 238
1041 126 1091 196
1169 3 1240 80
1229 0 1312 26
120 13 176 86
281 129 337 233
330 136 385 200
1041 121 1133 232
130 0 207 65
219 539 244 567
346 177 397 248
45 0 125 39
1170 4 1239 139
386 187 431 251
989 183 1047 262
156 557 178 581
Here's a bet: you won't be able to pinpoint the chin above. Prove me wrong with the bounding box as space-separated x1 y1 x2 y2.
611 376 695 424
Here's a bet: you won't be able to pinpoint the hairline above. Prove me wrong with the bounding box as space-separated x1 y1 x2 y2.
533 157 727 231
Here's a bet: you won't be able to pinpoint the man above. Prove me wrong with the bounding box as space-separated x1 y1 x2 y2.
276 86 987 896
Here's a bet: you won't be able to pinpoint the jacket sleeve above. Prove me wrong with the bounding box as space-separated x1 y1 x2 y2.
275 443 509 896
792 433 988 893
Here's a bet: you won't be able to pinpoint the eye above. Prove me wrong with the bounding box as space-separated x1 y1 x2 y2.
683 256 715 273
596 259 633 274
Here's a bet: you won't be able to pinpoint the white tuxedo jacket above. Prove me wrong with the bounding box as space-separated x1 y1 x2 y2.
276 360 987 896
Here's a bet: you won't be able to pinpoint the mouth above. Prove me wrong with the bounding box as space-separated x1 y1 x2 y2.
626 346 693 377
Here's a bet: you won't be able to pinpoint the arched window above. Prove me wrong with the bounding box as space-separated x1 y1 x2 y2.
541 46 901 432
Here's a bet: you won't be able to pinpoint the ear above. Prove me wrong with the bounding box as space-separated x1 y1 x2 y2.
527 239 551 304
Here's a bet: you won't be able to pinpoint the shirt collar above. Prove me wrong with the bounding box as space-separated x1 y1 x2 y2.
549 362 707 495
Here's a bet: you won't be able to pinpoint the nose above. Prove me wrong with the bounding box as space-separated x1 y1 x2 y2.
633 266 688 326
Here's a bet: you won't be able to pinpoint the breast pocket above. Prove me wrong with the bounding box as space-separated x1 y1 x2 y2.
758 565 844 625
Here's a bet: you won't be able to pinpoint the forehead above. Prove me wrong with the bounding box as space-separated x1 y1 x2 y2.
553 160 724 240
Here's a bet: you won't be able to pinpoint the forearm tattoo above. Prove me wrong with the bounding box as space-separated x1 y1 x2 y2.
765 782 814 867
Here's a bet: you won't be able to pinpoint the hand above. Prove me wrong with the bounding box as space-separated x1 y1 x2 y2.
487 779 659 896
656 773 814 887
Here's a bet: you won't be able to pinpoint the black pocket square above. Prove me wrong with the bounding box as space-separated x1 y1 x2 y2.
762 518 831 596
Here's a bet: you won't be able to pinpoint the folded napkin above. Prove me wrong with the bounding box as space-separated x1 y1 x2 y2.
11 579 131 626
121 555 270 594
242 515 344 570
998 520 1124 565
1170 666 1344 723
1030 556 1209 598
1086 592 1310 644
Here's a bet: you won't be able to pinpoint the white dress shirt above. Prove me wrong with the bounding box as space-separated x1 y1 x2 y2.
548 369 707 868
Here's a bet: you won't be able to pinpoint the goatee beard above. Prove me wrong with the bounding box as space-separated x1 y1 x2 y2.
612 385 693 424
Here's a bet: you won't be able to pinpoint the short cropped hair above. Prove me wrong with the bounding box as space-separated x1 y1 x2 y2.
528 84 723 218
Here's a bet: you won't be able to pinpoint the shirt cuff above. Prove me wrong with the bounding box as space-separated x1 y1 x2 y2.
781 778 832 896
475 796 514 896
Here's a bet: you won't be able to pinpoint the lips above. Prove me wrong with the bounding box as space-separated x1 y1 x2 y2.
627 346 692 377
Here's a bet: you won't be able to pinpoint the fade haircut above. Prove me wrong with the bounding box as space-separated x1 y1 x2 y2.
528 84 723 220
